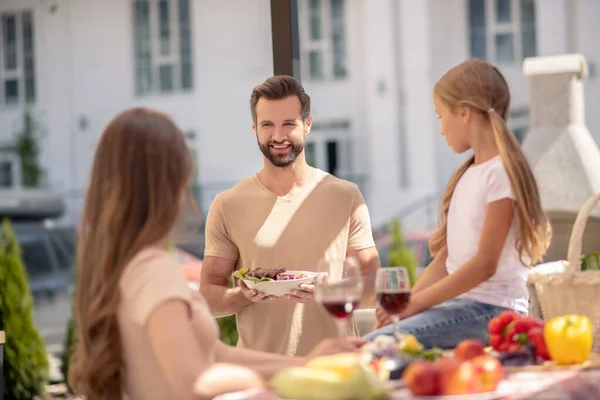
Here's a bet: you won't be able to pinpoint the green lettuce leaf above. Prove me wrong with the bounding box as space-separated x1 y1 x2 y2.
232 267 250 279
581 252 600 271
231 268 274 282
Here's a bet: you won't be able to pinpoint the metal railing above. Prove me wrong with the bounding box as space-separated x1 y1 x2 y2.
373 190 443 238
40 175 436 239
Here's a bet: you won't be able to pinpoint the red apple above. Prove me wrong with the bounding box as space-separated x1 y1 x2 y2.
435 357 477 395
470 354 505 393
455 339 486 361
402 360 440 396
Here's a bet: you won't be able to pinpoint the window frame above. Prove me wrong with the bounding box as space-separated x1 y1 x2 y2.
299 0 347 82
468 0 536 65
132 0 193 96
0 9 36 107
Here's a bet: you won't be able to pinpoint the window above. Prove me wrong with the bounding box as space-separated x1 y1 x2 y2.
305 136 350 177
468 0 536 64
0 10 35 106
305 142 316 166
0 160 13 187
133 0 193 96
300 0 347 81
330 0 346 79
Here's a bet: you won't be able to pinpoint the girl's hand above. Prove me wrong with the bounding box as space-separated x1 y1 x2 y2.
373 304 393 330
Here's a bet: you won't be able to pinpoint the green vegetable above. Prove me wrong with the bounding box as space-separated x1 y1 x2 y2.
399 347 444 361
231 267 274 283
581 252 600 271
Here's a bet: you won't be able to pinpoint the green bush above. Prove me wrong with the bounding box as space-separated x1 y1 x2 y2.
218 276 239 345
60 309 76 392
387 219 418 286
0 218 49 399
14 109 45 187
217 315 239 346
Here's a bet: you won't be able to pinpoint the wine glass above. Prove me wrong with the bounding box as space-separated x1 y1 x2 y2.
375 267 411 338
314 256 364 337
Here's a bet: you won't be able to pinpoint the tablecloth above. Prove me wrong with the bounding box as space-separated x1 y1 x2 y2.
392 369 600 399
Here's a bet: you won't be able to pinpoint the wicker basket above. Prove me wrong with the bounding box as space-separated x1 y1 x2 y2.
528 192 600 352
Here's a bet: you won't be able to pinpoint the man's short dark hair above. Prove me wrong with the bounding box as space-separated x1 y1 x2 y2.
250 75 311 123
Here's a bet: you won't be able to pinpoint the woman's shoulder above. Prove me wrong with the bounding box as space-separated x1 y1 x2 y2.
119 246 192 325
120 247 183 290
128 246 175 266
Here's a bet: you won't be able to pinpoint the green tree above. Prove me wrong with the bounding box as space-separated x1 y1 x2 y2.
0 219 49 399
387 219 418 286
14 109 45 187
60 293 77 393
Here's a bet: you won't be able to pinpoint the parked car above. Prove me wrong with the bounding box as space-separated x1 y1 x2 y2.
0 188 65 221
13 221 75 299
176 247 203 289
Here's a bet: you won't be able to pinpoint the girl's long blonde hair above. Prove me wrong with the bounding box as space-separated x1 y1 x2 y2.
68 108 194 399
429 59 551 265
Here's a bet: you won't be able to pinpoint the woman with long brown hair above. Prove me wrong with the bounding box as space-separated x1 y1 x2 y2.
69 107 365 400
368 59 551 349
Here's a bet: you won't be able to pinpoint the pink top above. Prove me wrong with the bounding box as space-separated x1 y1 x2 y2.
118 247 219 399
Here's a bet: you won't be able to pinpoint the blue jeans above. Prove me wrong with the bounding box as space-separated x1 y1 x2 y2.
364 298 509 349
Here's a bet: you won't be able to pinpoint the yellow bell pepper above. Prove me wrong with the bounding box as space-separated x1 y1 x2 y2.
543 315 593 365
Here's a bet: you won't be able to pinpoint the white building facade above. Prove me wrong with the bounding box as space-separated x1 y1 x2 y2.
1 0 599 228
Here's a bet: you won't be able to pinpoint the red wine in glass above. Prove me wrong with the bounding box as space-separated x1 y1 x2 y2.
321 299 360 320
315 257 364 336
376 290 410 315
375 267 411 336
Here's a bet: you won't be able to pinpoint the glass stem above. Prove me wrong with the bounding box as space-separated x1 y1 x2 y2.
391 315 401 339
335 318 347 337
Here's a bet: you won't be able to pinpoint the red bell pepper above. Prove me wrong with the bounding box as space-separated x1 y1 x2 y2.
506 317 544 346
527 327 551 361
487 311 522 351
503 316 549 360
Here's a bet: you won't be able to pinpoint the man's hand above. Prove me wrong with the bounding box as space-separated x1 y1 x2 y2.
238 280 277 303
284 284 315 303
373 304 393 330
307 337 368 359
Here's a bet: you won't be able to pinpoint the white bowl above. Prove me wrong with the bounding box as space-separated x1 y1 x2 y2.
241 270 317 297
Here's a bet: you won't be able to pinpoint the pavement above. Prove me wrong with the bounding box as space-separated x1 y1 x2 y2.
33 288 72 382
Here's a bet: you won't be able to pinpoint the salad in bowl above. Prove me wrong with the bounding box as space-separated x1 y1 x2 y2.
232 267 316 297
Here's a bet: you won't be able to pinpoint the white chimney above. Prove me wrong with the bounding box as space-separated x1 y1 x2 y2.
522 53 600 218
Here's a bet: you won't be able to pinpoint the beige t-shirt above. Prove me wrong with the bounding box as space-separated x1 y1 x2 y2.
203 168 375 356
118 247 219 400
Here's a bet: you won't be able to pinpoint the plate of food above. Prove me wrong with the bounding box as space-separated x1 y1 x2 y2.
232 267 317 297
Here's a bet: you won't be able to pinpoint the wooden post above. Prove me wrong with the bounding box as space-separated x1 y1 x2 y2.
0 331 4 400
270 0 301 78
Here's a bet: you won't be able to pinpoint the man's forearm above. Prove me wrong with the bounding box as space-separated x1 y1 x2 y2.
202 284 251 317
359 274 377 308
358 252 380 309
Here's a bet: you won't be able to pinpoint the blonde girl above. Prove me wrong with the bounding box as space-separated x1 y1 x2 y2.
368 59 551 348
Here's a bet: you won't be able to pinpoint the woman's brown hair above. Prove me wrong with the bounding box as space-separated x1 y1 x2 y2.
69 107 194 399
429 59 551 265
